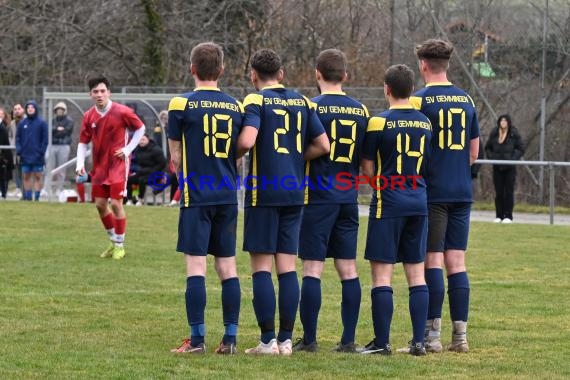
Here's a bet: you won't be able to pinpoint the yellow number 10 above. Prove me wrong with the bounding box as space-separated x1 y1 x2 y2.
438 108 466 150
396 132 425 174
273 109 302 154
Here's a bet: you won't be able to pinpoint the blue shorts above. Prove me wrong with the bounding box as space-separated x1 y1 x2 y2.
427 203 471 252
364 215 427 264
299 203 358 261
21 164 44 173
177 205 237 257
243 206 303 255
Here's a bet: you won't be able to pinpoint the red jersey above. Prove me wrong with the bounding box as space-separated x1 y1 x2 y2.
79 102 144 185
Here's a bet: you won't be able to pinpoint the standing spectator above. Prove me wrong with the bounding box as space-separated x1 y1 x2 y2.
76 76 145 260
0 108 14 199
485 114 524 223
16 101 48 201
153 109 168 150
9 103 25 197
126 134 165 206
51 101 74 192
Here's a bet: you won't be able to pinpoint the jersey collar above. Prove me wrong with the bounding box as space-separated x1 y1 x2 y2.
426 81 453 87
321 91 346 95
194 86 220 91
389 104 413 110
261 84 285 90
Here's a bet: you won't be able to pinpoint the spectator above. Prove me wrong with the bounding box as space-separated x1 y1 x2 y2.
0 107 14 199
485 114 524 223
126 134 165 206
16 100 48 201
153 109 168 150
9 103 25 197
51 101 74 192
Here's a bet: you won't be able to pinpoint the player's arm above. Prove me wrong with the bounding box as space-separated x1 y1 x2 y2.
304 133 330 160
361 158 375 179
116 126 145 160
469 137 480 166
236 126 258 159
76 116 92 175
168 139 182 173
237 93 263 159
360 116 384 181
303 98 330 160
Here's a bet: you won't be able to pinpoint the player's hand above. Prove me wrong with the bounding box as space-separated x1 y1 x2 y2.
114 148 127 160
76 167 86 176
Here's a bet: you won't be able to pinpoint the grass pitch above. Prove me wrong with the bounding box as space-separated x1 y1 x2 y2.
1 202 569 379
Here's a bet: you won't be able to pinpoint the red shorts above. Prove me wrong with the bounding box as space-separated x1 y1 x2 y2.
91 182 126 200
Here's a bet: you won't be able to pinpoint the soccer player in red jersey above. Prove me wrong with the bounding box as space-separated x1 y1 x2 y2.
76 76 145 259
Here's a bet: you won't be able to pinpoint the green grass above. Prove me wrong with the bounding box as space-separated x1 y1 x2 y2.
471 201 570 215
1 203 569 379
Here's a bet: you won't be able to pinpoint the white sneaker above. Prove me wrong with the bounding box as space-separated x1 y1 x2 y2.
135 200 143 207
168 200 178 207
126 200 134 206
278 339 293 356
244 339 279 355
493 218 502 223
502 218 513 224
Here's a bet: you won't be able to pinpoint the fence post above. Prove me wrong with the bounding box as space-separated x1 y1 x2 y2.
549 163 555 225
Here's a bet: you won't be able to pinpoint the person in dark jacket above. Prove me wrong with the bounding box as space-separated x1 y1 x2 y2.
126 134 166 205
51 101 74 190
0 107 14 199
485 114 524 223
16 100 48 201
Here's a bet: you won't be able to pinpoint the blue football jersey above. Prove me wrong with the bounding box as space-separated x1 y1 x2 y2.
243 84 325 207
168 87 243 207
362 106 432 219
410 82 480 203
307 92 369 204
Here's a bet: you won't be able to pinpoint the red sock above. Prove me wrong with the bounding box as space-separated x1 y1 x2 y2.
77 183 85 202
173 189 181 202
100 213 114 230
114 217 126 235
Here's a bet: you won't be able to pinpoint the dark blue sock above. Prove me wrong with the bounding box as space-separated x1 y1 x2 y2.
221 277 240 345
300 276 321 344
252 271 276 344
371 286 393 347
34 191 40 201
277 271 299 342
186 276 206 346
425 268 445 319
24 190 32 200
448 272 470 322
409 285 429 344
341 277 361 345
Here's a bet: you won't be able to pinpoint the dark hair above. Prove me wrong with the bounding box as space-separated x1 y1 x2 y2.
88 76 111 91
497 114 512 129
316 49 347 83
415 39 454 73
190 42 224 81
250 49 282 81
384 64 414 99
